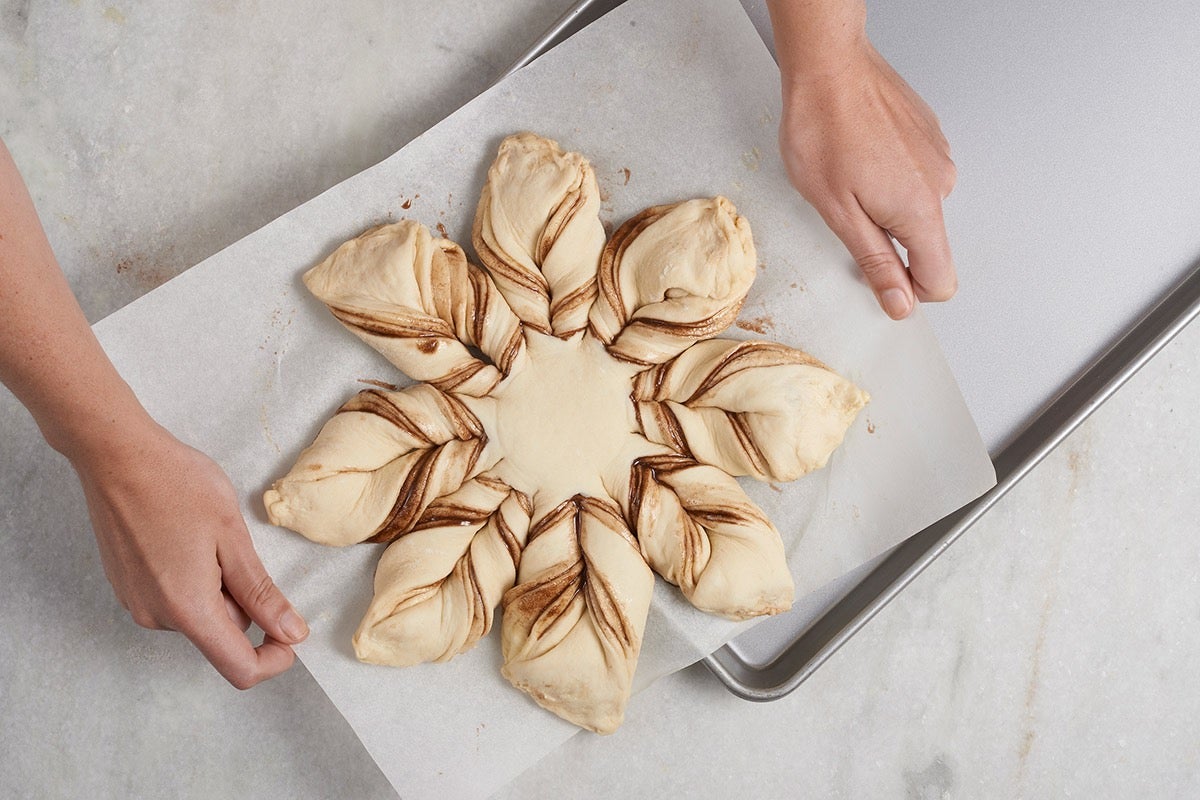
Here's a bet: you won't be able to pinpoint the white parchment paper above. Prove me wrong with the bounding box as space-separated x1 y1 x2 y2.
91 0 995 795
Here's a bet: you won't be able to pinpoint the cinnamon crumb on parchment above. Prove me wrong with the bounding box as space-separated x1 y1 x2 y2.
736 315 775 335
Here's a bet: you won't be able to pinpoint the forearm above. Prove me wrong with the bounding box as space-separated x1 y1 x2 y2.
0 139 154 462
2 142 306 686
766 0 868 87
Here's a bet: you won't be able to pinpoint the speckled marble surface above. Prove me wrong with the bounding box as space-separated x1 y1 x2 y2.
2 1 1199 798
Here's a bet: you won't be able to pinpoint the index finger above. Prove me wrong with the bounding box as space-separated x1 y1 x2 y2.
889 202 957 303
181 600 295 689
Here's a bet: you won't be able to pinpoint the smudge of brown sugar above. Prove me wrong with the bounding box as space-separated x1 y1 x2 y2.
436 222 450 238
866 420 876 434
401 198 413 209
621 167 631 185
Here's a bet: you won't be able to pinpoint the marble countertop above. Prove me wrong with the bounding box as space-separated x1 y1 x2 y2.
2 1 1198 797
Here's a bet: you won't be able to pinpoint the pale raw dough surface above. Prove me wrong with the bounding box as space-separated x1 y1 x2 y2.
264 133 867 733
466 332 648 519
633 339 869 481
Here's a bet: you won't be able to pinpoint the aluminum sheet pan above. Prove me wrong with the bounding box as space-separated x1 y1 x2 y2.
509 0 1200 700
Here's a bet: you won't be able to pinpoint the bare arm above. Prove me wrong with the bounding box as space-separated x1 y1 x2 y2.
767 0 957 319
0 138 306 688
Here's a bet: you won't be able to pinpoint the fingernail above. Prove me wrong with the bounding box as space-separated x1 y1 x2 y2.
281 609 309 642
881 288 912 319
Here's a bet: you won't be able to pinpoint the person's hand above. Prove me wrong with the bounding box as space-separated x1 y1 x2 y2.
70 419 308 689
778 39 957 319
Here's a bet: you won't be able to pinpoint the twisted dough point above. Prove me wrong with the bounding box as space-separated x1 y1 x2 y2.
473 132 606 338
354 474 533 667
633 339 869 482
263 384 494 547
500 495 653 735
623 454 793 620
304 220 525 397
588 197 757 366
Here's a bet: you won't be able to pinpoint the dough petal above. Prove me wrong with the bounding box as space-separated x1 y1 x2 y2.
473 132 606 338
622 454 794 620
304 220 525 397
264 385 494 546
500 496 653 734
588 197 756 365
354 474 532 666
633 339 869 481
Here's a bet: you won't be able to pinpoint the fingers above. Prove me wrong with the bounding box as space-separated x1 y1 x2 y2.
184 604 296 690
824 203 915 320
218 518 309 646
222 589 252 632
821 192 958 317
888 200 957 303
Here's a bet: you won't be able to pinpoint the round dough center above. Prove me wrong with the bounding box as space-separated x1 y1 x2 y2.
489 332 644 510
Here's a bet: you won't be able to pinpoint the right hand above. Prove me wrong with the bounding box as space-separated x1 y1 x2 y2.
71 419 308 689
777 38 958 319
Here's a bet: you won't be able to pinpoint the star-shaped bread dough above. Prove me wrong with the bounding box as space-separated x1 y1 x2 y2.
265 132 868 734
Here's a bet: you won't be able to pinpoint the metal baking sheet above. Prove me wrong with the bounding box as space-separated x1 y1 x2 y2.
705 263 1200 698
505 0 1200 700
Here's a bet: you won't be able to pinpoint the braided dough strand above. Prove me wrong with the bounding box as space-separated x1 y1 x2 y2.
473 133 606 338
354 473 533 666
633 339 869 482
588 197 757 366
500 495 653 735
622 453 794 620
263 384 494 546
304 220 525 397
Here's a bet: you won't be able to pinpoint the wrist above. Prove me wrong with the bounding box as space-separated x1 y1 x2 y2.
40 387 164 468
769 0 870 92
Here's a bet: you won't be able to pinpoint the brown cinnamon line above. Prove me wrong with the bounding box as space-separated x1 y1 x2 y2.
537 177 586 263
494 499 525 569
581 549 638 653
331 305 455 340
472 203 552 297
428 359 492 394
593 204 669 335
366 446 444 544
501 557 584 627
365 437 487 544
685 341 827 404
341 389 434 445
549 276 598 337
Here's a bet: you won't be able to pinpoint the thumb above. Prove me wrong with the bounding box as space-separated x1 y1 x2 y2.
825 203 915 320
219 521 309 644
